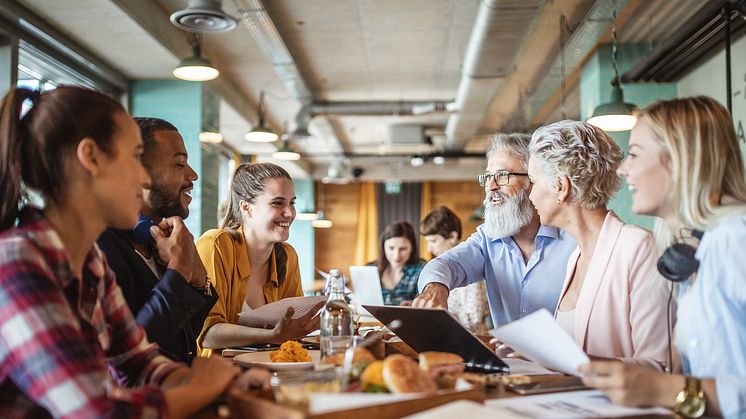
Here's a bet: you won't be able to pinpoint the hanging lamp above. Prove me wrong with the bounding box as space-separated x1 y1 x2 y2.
272 136 301 160
173 33 219 82
245 91 279 143
311 182 333 228
587 8 637 132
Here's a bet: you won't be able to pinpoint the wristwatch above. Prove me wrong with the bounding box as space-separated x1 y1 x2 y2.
674 376 706 418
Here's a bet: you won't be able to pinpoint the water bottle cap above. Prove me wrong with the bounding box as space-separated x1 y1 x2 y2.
329 269 342 276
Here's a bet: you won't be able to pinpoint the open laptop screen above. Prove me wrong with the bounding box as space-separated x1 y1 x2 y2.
363 305 509 373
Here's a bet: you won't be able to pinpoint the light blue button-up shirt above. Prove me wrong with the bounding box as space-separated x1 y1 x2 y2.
675 213 746 419
418 223 577 327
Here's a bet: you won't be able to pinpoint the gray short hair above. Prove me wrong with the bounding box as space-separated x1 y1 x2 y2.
486 133 531 169
529 120 623 210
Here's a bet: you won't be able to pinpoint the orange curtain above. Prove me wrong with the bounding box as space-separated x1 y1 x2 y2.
354 182 379 266
419 181 432 261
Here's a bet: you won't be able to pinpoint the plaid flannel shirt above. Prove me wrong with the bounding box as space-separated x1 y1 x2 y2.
381 261 425 305
0 208 181 418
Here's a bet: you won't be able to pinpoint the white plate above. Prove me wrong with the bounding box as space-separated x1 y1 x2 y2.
233 350 321 371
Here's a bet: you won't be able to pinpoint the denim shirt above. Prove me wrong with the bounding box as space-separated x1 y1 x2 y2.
675 213 746 419
419 224 576 327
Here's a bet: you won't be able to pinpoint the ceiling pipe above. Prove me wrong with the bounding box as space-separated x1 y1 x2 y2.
290 100 452 137
444 0 544 150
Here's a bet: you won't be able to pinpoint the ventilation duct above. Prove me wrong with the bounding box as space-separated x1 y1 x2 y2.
289 101 452 137
170 0 237 33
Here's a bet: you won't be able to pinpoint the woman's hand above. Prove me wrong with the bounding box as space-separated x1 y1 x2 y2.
579 361 682 407
271 303 324 343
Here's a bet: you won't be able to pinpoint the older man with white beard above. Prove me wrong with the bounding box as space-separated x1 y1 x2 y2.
413 133 577 327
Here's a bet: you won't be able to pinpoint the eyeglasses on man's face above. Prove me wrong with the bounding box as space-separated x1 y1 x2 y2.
477 170 528 188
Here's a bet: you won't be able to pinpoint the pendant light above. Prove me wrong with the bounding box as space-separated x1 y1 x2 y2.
173 33 219 82
245 91 279 143
272 125 300 160
311 182 333 228
587 8 637 132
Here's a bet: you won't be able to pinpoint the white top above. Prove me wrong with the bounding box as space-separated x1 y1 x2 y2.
556 309 576 339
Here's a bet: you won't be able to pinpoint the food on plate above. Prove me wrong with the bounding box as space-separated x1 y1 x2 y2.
270 340 312 363
417 351 465 389
360 360 386 392
382 354 437 393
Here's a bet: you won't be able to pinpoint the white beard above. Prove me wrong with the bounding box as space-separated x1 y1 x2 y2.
482 186 535 240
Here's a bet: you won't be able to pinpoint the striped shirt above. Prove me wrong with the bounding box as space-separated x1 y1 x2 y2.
0 207 180 418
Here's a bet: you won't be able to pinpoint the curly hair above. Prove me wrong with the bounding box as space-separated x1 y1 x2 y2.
529 120 623 210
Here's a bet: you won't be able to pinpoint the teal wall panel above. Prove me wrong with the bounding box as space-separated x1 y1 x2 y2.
287 178 315 292
580 44 677 230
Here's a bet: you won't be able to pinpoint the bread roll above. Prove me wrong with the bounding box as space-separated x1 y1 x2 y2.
418 351 464 371
382 354 437 393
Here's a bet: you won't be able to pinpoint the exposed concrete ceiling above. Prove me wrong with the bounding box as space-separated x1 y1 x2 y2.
11 0 712 181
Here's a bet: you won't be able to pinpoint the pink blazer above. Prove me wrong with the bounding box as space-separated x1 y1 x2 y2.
555 211 671 371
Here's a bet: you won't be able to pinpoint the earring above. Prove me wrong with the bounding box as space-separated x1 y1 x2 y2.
556 198 562 205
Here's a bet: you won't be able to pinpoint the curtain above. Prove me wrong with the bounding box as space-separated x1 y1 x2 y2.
353 182 379 266
419 181 432 261
376 182 423 258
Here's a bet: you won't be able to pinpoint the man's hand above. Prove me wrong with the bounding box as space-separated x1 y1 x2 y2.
150 216 195 281
412 283 449 309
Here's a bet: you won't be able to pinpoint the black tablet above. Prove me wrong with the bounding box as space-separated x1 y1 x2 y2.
363 305 509 373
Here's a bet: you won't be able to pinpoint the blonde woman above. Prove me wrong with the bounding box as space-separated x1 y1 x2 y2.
581 97 746 419
527 120 670 371
197 163 320 356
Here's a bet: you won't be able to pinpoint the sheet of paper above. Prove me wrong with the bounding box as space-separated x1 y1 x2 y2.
237 295 326 328
489 309 589 376
485 390 671 418
309 393 419 414
404 400 497 419
503 358 561 376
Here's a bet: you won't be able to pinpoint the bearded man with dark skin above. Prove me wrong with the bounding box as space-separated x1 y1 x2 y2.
97 117 217 365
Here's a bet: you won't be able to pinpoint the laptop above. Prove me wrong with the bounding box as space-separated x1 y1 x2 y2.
349 266 385 316
363 305 510 374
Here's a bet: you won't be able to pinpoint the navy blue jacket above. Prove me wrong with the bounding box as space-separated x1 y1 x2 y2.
97 229 217 364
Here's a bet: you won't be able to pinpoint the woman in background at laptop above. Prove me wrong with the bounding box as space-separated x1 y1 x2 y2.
373 220 425 305
420 206 490 334
527 120 670 371
196 163 321 356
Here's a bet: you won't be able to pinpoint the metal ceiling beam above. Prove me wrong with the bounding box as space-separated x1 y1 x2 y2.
621 0 745 83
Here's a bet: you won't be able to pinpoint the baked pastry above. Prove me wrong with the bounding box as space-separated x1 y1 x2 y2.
382 354 437 393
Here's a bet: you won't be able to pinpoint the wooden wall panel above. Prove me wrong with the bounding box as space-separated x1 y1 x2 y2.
314 181 485 276
314 183 360 276
429 181 485 239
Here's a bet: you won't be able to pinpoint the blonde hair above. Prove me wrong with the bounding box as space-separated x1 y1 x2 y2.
640 96 746 229
530 120 623 210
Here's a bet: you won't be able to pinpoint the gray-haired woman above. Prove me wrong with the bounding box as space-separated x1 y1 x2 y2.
527 120 671 371
196 162 321 356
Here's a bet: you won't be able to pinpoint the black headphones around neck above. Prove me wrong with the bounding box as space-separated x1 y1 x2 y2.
656 229 704 282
